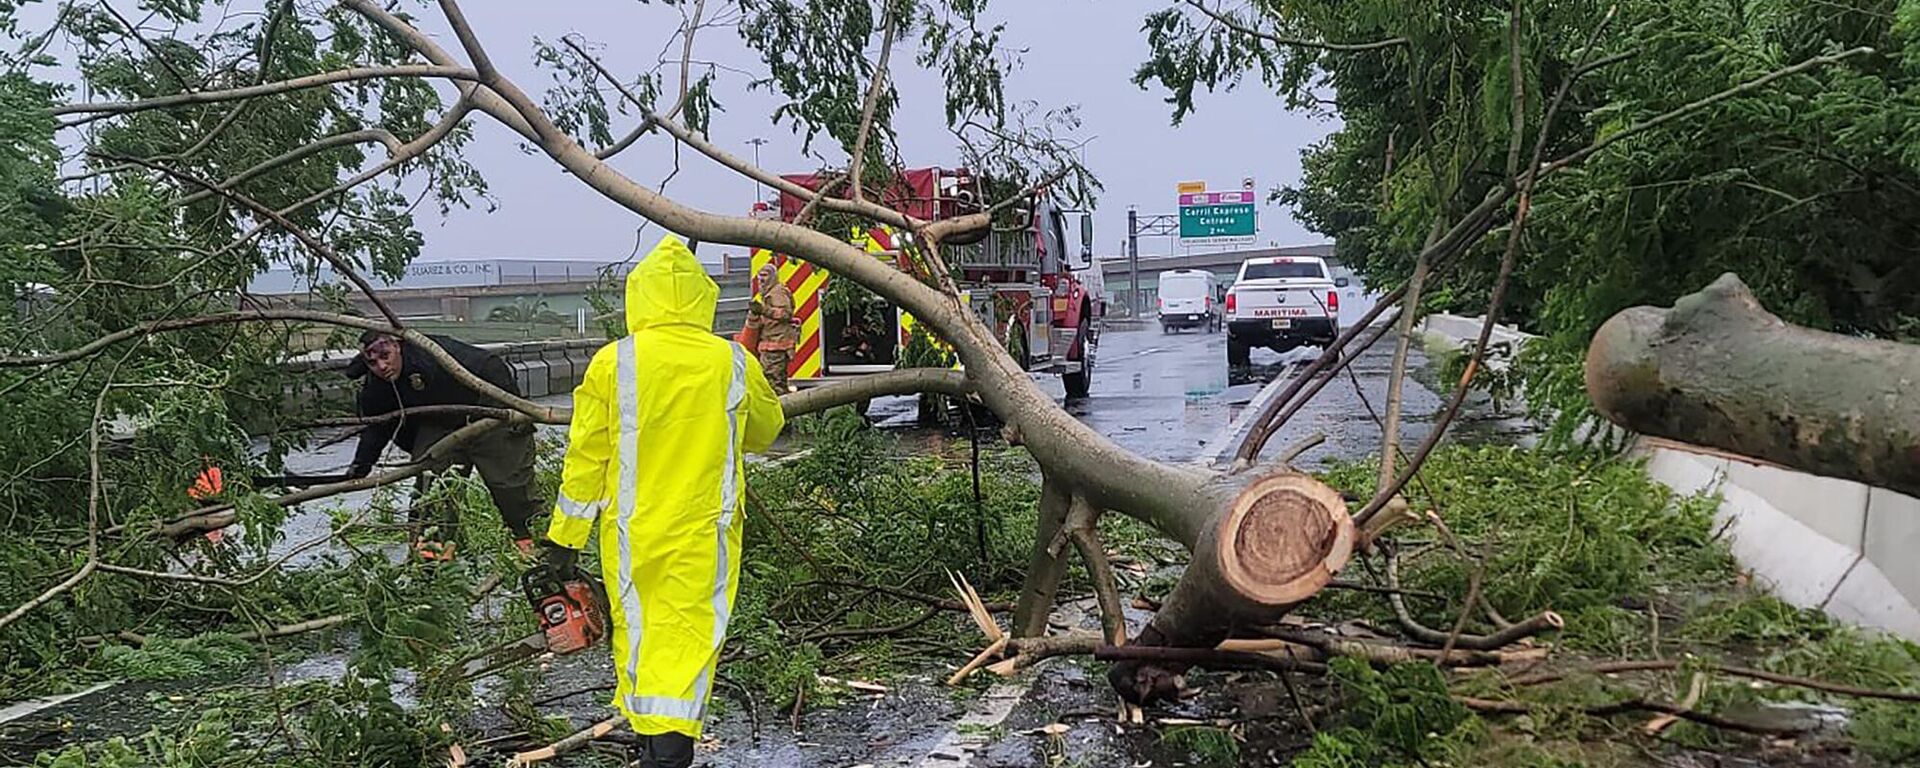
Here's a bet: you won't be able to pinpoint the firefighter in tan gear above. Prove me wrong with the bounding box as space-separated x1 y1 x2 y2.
542 235 785 767
747 262 799 392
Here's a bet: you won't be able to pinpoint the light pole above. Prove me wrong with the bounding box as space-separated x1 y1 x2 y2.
746 137 768 204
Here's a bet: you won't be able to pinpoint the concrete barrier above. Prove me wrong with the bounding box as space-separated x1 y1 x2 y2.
1419 314 1920 641
516 358 551 398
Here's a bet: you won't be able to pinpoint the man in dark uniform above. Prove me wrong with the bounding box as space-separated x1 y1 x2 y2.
345 331 543 558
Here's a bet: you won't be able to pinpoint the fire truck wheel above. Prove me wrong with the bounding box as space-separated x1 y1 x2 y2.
1063 316 1093 399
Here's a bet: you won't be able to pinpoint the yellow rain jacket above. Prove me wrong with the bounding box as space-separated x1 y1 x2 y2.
547 235 785 738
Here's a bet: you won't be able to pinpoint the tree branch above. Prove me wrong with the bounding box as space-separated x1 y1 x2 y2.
173 128 404 207
1356 13 1639 529
97 153 408 329
407 0 964 340
848 5 898 203
778 368 973 417
101 506 365 586
1237 185 1508 461
1504 659 1920 702
0 382 112 633
341 0 537 143
0 308 562 423
151 417 515 541
1182 0 1407 52
560 34 923 235
1065 495 1127 646
100 0 196 92
1456 696 1805 736
53 65 481 121
301 404 522 429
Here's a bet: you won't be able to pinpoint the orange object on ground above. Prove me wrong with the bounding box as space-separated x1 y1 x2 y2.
188 465 224 501
414 540 457 562
187 463 228 544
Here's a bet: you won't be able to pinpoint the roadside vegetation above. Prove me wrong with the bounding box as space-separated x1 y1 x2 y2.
20 411 1920 767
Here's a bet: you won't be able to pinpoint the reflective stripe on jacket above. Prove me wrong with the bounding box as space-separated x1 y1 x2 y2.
547 235 785 737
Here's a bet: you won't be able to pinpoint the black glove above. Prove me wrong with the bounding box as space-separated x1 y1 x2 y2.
541 542 578 575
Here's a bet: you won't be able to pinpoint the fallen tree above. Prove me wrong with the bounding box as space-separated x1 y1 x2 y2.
0 0 1361 707
0 0 1877 714
1586 273 1920 498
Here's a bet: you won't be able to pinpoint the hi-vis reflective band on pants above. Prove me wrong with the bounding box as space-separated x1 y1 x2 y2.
544 235 785 739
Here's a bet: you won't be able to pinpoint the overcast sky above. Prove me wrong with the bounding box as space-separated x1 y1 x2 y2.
400 0 1337 264
33 1 1336 264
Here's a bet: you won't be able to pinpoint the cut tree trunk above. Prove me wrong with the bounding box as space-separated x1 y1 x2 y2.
1104 472 1353 703
1586 273 1920 498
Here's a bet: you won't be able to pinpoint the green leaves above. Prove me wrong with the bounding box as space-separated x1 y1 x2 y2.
737 0 1017 162
532 35 623 150
1154 0 1920 439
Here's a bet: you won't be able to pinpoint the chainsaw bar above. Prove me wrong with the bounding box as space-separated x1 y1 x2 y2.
451 631 549 683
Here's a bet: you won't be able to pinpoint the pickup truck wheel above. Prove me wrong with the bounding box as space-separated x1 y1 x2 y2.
1227 336 1252 367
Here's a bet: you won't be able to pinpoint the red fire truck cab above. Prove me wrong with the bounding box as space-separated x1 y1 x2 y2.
750 167 1105 398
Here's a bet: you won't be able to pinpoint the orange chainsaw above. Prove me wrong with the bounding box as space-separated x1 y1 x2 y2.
520 558 609 654
454 556 607 682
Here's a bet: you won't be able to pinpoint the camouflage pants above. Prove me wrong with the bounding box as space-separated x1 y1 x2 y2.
759 347 792 392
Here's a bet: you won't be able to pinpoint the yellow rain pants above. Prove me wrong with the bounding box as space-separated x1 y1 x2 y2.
546 235 785 738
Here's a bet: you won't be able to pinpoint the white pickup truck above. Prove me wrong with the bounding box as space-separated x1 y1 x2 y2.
1224 255 1342 366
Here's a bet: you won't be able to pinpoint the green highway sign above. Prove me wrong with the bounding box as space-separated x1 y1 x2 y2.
1178 190 1257 244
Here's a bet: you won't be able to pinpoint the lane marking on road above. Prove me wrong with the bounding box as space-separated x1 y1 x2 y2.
1193 359 1312 470
911 677 1032 767
0 682 115 726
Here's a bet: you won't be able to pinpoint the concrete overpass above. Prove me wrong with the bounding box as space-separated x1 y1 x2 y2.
250 257 754 340
1097 244 1339 314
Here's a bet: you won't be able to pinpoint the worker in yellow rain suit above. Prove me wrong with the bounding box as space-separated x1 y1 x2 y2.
542 235 785 767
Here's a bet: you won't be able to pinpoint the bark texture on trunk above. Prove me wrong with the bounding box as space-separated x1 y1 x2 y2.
1586 273 1920 498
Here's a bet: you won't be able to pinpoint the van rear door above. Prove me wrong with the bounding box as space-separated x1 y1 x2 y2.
1159 272 1212 317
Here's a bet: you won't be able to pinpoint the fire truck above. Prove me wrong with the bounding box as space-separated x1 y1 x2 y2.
747 167 1105 398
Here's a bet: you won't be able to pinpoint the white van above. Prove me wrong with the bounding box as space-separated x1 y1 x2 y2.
1156 269 1221 333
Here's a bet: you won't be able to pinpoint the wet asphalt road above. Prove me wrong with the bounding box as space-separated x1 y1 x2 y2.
1061 320 1441 467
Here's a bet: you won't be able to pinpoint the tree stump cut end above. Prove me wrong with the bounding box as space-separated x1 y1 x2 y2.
1215 473 1353 608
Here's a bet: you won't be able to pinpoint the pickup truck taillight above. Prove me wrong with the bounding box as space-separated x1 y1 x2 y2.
1225 293 1236 313
1326 290 1339 314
